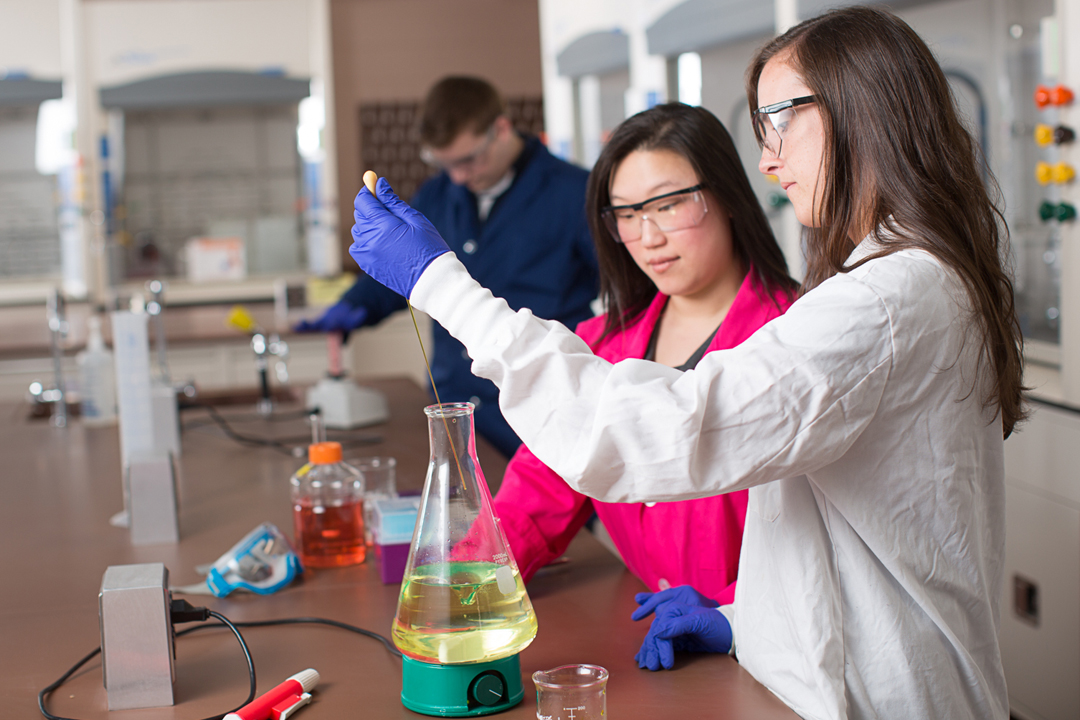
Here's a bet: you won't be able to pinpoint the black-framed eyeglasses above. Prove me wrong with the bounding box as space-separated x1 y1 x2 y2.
752 95 817 157
420 124 497 172
600 185 707 244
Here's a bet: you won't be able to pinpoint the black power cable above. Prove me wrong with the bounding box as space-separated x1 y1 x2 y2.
230 616 402 658
205 610 257 716
37 609 400 720
38 610 254 720
185 405 382 456
36 647 102 720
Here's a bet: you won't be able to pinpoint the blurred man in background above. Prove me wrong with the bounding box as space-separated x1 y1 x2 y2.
298 76 598 457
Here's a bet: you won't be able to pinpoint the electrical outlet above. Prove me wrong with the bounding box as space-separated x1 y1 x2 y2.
1013 573 1040 627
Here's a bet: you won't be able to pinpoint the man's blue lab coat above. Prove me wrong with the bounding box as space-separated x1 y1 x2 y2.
341 136 599 457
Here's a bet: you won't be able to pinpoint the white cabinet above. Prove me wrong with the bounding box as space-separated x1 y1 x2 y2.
1001 399 1080 720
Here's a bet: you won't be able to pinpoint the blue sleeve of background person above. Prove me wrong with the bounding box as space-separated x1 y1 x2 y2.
409 172 441 214
338 272 407 326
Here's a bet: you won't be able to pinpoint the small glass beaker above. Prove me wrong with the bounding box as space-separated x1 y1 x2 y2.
532 665 608 720
354 456 398 545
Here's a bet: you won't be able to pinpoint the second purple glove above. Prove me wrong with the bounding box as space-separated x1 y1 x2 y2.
634 601 732 671
631 585 719 621
632 585 729 671
294 301 369 338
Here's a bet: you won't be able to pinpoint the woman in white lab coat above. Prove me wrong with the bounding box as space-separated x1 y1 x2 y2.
348 7 1024 719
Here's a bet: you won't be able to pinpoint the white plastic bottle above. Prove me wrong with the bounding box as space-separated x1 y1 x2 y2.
78 315 117 426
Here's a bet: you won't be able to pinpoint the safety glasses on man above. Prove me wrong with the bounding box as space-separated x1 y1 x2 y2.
420 124 497 172
752 95 817 157
601 185 708 244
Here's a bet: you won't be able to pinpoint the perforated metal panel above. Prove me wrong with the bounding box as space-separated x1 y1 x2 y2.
118 105 303 279
358 97 545 203
0 105 61 279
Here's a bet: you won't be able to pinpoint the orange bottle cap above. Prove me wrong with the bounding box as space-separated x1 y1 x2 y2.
309 441 343 464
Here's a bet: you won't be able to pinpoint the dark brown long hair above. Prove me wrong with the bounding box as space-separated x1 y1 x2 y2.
746 6 1026 437
587 102 797 344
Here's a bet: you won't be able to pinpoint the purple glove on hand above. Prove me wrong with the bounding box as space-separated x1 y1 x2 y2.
631 585 719 621
293 301 369 335
349 177 450 298
632 586 731 671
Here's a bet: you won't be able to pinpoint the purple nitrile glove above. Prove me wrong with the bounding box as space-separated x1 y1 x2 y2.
633 602 732 671
631 585 719 622
293 301 369 335
349 177 450 298
632 585 726 671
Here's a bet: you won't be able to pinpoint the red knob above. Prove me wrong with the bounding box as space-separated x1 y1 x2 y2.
1035 84 1075 108
1036 85 1052 108
1051 85 1075 106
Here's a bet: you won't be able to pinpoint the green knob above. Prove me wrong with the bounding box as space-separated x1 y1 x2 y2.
1039 201 1056 221
471 673 506 707
1056 202 1077 222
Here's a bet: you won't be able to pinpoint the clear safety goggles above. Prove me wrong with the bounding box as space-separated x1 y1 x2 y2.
601 185 708 244
420 125 497 172
205 523 302 597
752 95 818 157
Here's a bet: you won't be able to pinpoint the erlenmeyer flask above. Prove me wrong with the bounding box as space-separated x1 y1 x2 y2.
392 402 537 666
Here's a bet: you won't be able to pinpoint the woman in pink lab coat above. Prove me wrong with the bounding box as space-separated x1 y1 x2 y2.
493 102 797 606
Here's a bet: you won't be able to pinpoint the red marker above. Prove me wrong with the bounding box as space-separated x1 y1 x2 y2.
224 669 320 720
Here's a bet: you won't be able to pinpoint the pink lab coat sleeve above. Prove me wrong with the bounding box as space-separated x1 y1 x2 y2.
495 443 596 583
494 271 793 597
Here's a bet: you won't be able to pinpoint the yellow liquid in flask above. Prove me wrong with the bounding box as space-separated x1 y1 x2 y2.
393 561 538 664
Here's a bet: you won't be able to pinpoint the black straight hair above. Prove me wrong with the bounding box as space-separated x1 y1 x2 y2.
586 102 797 344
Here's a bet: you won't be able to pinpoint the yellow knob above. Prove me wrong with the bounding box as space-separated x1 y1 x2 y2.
1052 162 1076 184
363 170 378 195
1035 124 1054 146
226 305 259 333
1036 161 1053 185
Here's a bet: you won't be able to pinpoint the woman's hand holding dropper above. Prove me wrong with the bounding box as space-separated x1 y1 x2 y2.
349 176 450 298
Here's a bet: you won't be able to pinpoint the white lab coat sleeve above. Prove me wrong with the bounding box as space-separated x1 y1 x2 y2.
717 604 736 656
411 253 894 503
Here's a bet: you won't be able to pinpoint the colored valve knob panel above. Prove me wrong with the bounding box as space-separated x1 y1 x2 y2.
1035 84 1075 108
1039 201 1077 222
1036 161 1076 185
1035 124 1077 146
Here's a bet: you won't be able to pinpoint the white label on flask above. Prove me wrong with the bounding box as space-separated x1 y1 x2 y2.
495 565 515 595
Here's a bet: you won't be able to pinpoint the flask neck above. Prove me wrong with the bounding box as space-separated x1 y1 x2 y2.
425 403 477 464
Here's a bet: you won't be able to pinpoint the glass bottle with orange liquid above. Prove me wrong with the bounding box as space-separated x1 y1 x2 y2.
290 441 366 567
